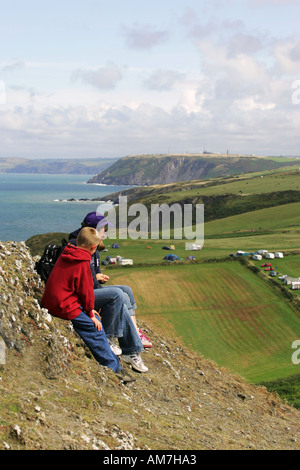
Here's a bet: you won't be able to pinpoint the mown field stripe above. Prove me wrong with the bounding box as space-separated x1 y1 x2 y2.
110 262 300 382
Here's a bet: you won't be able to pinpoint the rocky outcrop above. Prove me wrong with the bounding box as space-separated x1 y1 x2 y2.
1 241 300 450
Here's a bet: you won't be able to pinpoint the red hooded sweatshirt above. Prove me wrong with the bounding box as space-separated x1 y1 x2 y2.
41 243 95 320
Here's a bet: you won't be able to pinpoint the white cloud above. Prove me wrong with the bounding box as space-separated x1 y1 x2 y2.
1 82 299 160
71 62 124 90
144 69 186 91
249 0 298 5
271 39 300 75
121 23 170 50
0 61 26 72
226 33 263 57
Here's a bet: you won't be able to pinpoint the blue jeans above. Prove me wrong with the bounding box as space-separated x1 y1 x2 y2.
94 287 143 356
100 284 137 316
71 311 122 373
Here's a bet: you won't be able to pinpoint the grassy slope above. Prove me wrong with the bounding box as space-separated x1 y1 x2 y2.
205 200 300 237
107 261 300 383
103 167 300 227
103 166 300 202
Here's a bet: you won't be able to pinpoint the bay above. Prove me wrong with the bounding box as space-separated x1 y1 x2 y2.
0 173 129 242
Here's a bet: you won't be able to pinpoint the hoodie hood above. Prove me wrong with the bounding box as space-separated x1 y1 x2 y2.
60 243 92 263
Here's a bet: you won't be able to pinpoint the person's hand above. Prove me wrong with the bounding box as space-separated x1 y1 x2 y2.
91 311 102 331
96 273 110 283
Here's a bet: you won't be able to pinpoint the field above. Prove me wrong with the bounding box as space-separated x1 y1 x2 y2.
101 197 300 262
106 261 300 383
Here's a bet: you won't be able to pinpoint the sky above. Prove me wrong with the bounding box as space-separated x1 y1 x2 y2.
0 0 300 160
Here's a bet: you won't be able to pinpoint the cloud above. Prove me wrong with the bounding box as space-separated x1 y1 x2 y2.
144 69 186 91
122 23 170 50
0 61 26 72
289 42 300 61
179 5 299 113
71 62 124 90
180 6 246 41
226 33 263 58
1 81 300 160
249 0 298 5
271 39 300 75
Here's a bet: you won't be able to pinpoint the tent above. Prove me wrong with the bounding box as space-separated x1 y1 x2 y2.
164 254 180 261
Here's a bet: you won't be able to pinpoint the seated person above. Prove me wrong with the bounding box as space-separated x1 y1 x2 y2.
69 211 152 348
41 227 147 381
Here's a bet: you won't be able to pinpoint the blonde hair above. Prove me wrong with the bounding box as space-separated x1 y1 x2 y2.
77 227 100 248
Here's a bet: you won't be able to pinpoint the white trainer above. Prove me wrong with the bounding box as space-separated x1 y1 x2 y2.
121 354 148 373
108 340 122 356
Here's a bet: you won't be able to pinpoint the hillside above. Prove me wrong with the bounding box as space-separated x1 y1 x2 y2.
1 241 300 450
87 153 298 186
96 168 300 226
0 157 118 175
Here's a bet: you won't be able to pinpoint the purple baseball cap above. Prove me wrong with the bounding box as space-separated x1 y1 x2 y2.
83 211 112 229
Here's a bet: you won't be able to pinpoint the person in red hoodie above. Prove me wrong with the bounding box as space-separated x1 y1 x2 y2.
41 227 135 383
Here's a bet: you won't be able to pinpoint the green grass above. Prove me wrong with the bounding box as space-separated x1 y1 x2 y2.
204 201 300 242
116 167 300 205
186 169 300 198
86 199 300 263
251 254 300 277
106 168 300 233
259 374 300 409
110 261 300 383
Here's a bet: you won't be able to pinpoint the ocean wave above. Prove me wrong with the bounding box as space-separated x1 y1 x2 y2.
54 198 114 204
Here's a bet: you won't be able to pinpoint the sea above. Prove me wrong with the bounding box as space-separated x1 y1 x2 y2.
0 173 130 242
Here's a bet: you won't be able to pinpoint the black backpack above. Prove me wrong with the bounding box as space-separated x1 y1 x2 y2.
35 239 68 283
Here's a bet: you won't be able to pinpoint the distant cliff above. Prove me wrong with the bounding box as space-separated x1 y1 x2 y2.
0 157 118 175
87 153 294 186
